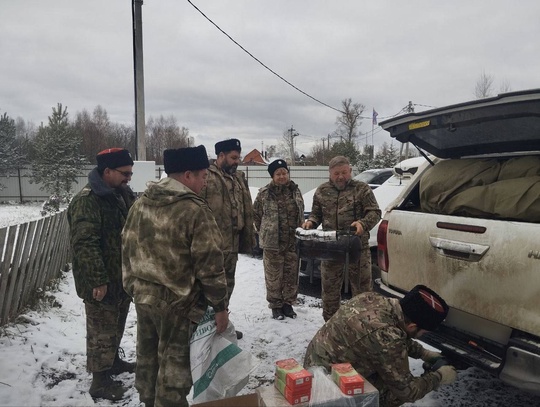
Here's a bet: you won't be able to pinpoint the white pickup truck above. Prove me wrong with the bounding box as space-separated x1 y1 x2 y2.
376 89 540 394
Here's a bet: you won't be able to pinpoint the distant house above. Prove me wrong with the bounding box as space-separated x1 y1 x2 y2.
242 149 267 166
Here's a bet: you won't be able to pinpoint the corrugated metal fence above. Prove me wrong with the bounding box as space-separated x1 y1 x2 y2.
0 165 332 201
0 210 70 326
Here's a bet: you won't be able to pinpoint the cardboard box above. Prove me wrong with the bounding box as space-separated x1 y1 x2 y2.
274 376 311 405
275 358 313 390
191 392 260 407
331 363 365 395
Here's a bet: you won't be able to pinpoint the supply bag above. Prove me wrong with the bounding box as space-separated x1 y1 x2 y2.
190 307 259 403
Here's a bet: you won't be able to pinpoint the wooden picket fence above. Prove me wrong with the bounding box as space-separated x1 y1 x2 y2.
0 210 70 327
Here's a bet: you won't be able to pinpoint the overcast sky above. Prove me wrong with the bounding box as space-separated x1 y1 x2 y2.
2 1 539 158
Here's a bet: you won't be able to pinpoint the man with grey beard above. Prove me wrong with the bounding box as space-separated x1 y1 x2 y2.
200 138 255 339
302 156 381 321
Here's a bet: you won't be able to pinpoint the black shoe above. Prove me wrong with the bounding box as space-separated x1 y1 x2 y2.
282 304 297 319
89 371 126 401
236 330 243 340
110 348 136 375
272 308 285 320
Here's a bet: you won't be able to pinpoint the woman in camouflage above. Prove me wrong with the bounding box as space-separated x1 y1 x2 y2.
253 159 304 320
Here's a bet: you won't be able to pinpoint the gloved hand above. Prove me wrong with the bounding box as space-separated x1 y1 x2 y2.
421 348 444 364
436 365 457 385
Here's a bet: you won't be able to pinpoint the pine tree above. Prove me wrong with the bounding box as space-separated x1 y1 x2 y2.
0 112 24 189
31 103 88 211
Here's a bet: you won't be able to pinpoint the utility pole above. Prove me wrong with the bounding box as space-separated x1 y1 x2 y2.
132 0 146 160
288 126 298 165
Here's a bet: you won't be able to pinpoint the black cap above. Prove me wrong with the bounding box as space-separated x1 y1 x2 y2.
164 145 209 174
400 285 449 331
215 138 241 155
96 148 134 171
268 159 288 177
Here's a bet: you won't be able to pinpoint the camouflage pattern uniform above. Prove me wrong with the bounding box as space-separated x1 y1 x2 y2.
307 179 381 321
253 180 304 309
304 292 444 407
201 162 255 300
67 168 135 373
122 177 228 407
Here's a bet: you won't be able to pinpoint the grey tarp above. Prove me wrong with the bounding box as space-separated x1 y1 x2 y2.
420 156 540 222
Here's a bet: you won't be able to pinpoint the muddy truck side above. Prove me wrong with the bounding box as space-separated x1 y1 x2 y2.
376 89 540 395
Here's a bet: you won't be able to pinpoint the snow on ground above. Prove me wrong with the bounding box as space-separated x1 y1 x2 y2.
1 204 539 406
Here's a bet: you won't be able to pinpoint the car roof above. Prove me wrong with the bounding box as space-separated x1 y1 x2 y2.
379 88 540 159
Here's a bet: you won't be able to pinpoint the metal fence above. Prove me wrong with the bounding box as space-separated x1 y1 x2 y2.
0 165 332 202
0 210 70 327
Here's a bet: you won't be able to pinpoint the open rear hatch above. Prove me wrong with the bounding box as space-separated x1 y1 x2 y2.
380 89 540 158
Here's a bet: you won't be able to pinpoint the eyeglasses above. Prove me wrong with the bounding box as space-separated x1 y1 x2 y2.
112 169 133 177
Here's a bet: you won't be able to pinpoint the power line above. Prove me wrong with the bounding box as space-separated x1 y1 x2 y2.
187 0 344 114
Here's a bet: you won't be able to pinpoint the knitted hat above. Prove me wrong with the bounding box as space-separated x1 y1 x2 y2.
164 145 209 174
215 138 241 155
268 159 288 177
96 148 134 171
399 285 449 331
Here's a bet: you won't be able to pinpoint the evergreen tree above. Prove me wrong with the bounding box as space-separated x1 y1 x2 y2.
329 140 361 167
31 103 88 210
0 112 25 189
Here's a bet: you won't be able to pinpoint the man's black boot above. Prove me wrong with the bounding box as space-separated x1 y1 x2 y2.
110 349 136 375
282 304 297 319
89 371 127 401
272 308 285 320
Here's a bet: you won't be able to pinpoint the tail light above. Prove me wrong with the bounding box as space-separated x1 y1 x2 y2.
377 220 389 272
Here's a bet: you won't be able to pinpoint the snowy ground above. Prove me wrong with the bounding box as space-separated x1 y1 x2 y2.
1 204 539 406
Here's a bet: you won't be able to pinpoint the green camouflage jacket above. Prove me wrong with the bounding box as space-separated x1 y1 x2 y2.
305 292 443 404
122 177 228 322
67 168 135 304
307 179 381 249
253 180 304 251
201 162 255 254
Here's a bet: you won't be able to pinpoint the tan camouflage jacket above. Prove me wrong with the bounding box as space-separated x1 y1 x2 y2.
305 292 443 404
253 180 304 251
200 162 255 254
122 177 228 323
68 168 135 304
307 179 381 249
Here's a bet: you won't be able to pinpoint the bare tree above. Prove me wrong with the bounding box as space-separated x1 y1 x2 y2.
499 79 512 93
281 126 298 165
474 71 495 99
146 115 189 164
335 98 365 143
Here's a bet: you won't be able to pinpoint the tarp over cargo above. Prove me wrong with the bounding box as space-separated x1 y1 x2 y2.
420 156 540 222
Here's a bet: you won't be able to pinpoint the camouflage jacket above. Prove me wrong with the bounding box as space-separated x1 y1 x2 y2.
200 162 255 254
67 168 135 304
253 180 304 251
307 179 381 249
305 292 443 404
122 177 228 322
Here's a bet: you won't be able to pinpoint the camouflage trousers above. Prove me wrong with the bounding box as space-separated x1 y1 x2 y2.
134 303 195 407
223 251 239 301
84 297 131 372
321 247 371 321
263 249 299 309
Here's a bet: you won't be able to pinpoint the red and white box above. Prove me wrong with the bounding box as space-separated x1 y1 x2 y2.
274 375 311 405
331 363 365 395
275 358 313 390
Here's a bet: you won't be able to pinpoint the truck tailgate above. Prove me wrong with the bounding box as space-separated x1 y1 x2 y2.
385 210 540 338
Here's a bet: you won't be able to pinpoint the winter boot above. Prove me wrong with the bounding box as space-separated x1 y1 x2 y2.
272 308 285 320
110 348 136 375
236 330 244 340
282 304 297 319
89 371 127 401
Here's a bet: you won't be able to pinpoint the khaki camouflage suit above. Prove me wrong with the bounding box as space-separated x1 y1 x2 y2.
200 162 255 300
67 168 135 373
122 177 228 407
307 179 381 321
304 292 445 407
253 180 304 310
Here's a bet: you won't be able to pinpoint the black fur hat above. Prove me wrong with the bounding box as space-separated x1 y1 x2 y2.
96 148 134 170
164 145 209 174
400 285 449 331
268 159 288 177
215 138 241 155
